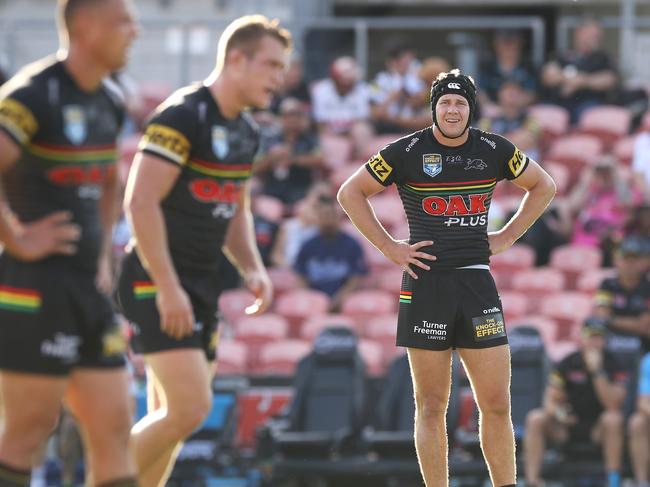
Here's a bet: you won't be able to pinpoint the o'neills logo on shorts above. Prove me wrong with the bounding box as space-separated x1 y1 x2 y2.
413 320 447 341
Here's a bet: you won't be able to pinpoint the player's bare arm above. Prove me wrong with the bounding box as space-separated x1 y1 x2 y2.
124 151 194 339
338 165 435 280
222 180 273 315
488 159 556 255
96 159 121 293
0 130 80 260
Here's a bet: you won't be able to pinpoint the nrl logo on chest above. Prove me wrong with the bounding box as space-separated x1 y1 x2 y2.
422 153 442 178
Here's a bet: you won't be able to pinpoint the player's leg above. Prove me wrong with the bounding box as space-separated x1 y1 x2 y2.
458 345 515 486
523 408 568 486
0 372 65 485
628 411 650 486
593 410 624 487
131 349 212 487
406 347 453 487
64 367 136 486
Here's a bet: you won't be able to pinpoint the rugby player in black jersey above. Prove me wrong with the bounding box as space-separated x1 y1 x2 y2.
115 16 291 487
0 1 139 486
338 69 556 487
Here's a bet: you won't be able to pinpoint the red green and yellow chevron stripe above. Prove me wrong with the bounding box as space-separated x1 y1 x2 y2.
133 281 157 300
27 142 117 163
399 291 412 304
0 285 42 313
188 158 252 178
405 178 496 194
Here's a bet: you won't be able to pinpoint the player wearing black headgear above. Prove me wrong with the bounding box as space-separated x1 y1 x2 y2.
338 67 557 487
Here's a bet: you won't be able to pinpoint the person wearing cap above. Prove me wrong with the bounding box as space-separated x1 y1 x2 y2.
594 236 650 356
628 351 650 487
524 317 628 487
338 68 556 487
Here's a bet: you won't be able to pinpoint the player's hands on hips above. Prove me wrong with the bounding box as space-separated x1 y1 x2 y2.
6 211 81 261
384 240 435 280
488 230 515 256
244 269 273 316
156 283 195 340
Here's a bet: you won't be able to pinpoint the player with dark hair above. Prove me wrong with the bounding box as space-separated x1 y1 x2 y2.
0 0 139 486
338 68 556 486
115 15 291 487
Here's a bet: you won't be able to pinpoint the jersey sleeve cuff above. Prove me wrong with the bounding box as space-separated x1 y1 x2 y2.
140 146 186 167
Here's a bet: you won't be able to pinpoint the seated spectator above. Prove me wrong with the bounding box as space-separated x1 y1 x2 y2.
628 352 650 487
254 97 324 205
403 56 451 130
594 236 650 355
524 317 628 487
311 56 372 156
541 16 619 123
478 80 541 161
369 45 424 134
633 131 650 199
516 199 573 266
478 29 537 112
568 155 643 263
269 54 311 113
270 182 332 268
294 195 367 311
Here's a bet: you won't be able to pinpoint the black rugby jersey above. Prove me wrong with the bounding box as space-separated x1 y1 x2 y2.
0 56 124 273
138 84 259 273
365 127 529 269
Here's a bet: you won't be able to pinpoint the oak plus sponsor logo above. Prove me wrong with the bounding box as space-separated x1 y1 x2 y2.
405 137 419 152
422 192 489 227
189 179 241 204
41 333 81 361
413 320 448 341
480 136 496 150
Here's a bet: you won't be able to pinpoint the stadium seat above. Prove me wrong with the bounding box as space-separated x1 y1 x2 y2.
549 244 602 290
331 163 361 190
489 244 536 288
218 288 257 326
529 104 570 139
358 237 393 272
319 133 352 169
498 291 529 322
341 289 397 326
540 292 593 340
547 135 604 183
362 314 399 360
235 313 289 370
542 161 570 196
613 134 637 166
216 340 249 376
577 105 632 148
266 267 302 298
510 268 566 312
274 289 330 338
359 339 385 376
252 194 285 223
253 339 312 376
300 314 356 341
510 315 559 350
368 193 405 232
576 267 615 294
358 134 403 161
374 267 404 293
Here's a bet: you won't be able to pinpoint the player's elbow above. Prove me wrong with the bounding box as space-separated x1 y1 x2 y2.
337 181 352 209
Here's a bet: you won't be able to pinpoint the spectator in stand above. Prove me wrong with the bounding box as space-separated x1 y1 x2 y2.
478 29 537 113
632 131 650 199
254 97 324 205
405 56 451 130
478 80 541 161
625 205 650 273
568 155 643 264
628 352 650 487
524 316 628 487
294 194 367 312
369 45 424 134
270 182 332 268
541 16 619 124
269 54 311 113
594 236 650 356
311 56 372 156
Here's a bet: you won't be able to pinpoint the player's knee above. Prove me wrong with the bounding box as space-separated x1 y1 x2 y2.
478 390 510 417
98 401 134 443
7 409 59 450
525 408 547 431
414 391 448 422
628 412 648 436
168 392 212 437
602 410 623 431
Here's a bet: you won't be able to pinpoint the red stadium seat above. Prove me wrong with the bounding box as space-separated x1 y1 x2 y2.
219 288 256 326
266 267 302 298
320 133 352 169
253 339 311 375
363 314 400 361
613 135 637 167
529 104 570 139
216 340 249 376
274 289 330 337
540 292 593 340
543 161 570 196
511 268 566 312
369 193 405 231
331 163 361 190
374 267 404 294
489 244 536 289
547 135 604 183
498 291 529 322
300 314 356 341
549 244 602 290
359 339 385 376
510 315 559 347
576 267 616 294
577 105 632 148
341 290 397 326
235 313 289 370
